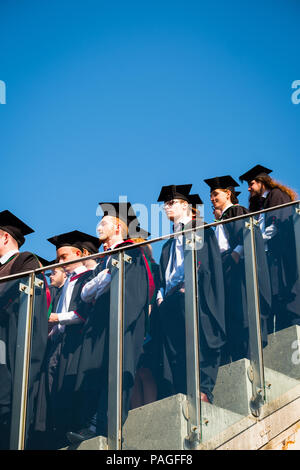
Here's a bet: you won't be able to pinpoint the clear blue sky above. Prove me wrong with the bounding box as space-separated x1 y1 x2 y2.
1 0 299 262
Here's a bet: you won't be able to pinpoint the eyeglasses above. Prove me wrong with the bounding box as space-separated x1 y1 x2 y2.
163 199 181 208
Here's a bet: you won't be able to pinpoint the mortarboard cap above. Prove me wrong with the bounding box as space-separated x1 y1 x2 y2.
128 225 151 240
188 194 203 206
47 230 86 251
98 202 151 239
98 202 136 226
74 230 101 254
157 184 193 203
126 213 151 239
0 210 34 248
204 175 240 192
35 255 53 267
239 165 272 184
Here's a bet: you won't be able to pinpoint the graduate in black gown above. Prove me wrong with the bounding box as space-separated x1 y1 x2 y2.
204 175 272 362
67 203 151 444
0 210 48 449
156 185 226 404
39 231 93 448
239 165 300 332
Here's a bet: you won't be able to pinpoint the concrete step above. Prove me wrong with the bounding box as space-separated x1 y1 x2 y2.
123 394 187 450
62 339 300 450
123 359 300 449
263 325 300 380
122 393 244 450
64 435 108 450
213 358 253 416
264 367 300 403
62 393 244 450
213 357 300 416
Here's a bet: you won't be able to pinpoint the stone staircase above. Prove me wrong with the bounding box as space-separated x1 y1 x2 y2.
63 325 300 450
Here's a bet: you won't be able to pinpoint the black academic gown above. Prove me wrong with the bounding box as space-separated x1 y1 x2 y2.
26 271 93 450
48 269 93 441
219 205 271 361
136 259 162 376
0 252 40 277
157 219 226 403
48 285 61 310
74 241 150 430
0 252 48 449
257 188 300 330
28 283 63 445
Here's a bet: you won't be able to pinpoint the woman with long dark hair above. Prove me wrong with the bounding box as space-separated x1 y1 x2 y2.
240 165 300 332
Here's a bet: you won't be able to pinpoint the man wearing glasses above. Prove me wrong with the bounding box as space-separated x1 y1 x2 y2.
156 185 226 404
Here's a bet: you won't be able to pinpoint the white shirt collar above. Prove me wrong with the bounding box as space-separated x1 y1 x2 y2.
262 190 270 198
68 265 88 279
0 249 19 265
104 240 125 251
73 265 88 274
109 242 121 250
173 216 192 232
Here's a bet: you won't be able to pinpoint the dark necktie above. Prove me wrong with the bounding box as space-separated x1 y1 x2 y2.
169 238 177 273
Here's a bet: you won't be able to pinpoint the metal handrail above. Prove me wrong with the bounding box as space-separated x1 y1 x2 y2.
0 199 299 283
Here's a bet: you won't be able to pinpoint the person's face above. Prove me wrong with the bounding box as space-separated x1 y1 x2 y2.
210 189 230 211
56 246 82 274
0 231 15 256
0 231 8 256
163 199 187 222
49 268 66 287
97 216 117 243
248 179 263 197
